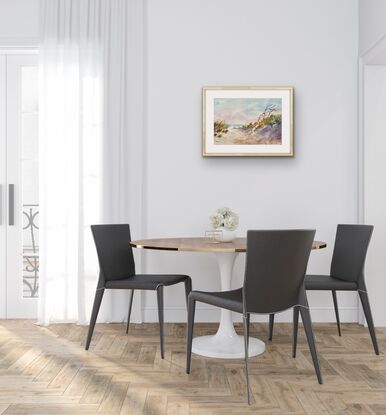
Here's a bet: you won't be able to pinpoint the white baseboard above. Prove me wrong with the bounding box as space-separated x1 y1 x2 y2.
141 306 359 324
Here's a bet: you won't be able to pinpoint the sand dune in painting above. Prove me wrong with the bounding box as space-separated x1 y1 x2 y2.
214 98 282 145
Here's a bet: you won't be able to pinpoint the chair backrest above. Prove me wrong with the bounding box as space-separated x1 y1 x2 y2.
330 224 373 283
91 224 135 284
243 229 315 314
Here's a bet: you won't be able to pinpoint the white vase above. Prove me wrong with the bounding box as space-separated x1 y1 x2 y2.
216 226 237 242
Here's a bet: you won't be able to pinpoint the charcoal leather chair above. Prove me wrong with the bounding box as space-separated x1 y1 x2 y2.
186 229 322 404
269 224 379 355
85 224 192 358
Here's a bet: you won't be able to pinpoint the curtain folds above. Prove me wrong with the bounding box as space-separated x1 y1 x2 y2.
38 0 144 325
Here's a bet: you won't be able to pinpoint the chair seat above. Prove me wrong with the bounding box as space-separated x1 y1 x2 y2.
189 288 243 313
305 274 358 291
105 274 189 290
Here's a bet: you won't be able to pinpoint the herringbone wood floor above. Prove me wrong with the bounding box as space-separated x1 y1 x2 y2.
0 321 385 414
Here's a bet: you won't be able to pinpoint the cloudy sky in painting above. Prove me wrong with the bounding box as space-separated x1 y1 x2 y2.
214 98 282 125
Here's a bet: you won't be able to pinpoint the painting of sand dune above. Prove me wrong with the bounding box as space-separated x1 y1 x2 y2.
214 98 282 145
202 87 293 157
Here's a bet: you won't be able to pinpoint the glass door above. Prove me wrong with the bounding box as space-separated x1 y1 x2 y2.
0 55 6 318
0 53 39 318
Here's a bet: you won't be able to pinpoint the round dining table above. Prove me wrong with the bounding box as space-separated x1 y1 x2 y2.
130 237 327 359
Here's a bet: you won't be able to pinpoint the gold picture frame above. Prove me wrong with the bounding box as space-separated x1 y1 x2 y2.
202 86 293 157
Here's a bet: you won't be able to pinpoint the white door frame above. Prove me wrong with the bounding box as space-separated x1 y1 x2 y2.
358 35 386 327
0 50 38 318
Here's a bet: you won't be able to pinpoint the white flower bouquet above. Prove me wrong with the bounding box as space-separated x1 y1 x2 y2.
209 207 239 231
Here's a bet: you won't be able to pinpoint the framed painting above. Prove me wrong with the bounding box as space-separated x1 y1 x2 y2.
202 86 293 157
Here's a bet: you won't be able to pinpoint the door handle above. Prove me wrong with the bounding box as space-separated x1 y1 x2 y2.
8 184 14 226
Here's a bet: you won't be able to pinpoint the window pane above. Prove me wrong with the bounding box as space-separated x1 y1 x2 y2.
21 65 39 298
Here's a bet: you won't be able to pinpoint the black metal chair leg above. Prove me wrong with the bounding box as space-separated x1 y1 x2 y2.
126 289 135 334
358 290 380 355
332 290 341 336
243 314 251 405
246 313 250 347
292 306 299 358
299 306 323 384
186 295 196 374
269 313 274 341
184 278 192 309
85 288 104 350
156 285 165 359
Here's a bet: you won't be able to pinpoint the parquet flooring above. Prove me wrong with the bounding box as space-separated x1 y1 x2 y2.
0 320 385 414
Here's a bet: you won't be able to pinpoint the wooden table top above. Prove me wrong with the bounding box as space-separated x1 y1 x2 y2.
130 237 327 253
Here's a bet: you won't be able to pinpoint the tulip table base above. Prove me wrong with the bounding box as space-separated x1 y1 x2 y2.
191 252 266 359
192 330 266 359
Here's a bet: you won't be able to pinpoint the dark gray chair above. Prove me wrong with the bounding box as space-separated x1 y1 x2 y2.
269 224 379 356
186 230 322 404
85 224 192 358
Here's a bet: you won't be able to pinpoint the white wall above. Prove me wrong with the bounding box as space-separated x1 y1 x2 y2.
0 0 365 324
143 0 359 323
0 0 39 46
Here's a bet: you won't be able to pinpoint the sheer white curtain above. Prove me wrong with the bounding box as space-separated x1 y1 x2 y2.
38 0 144 325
